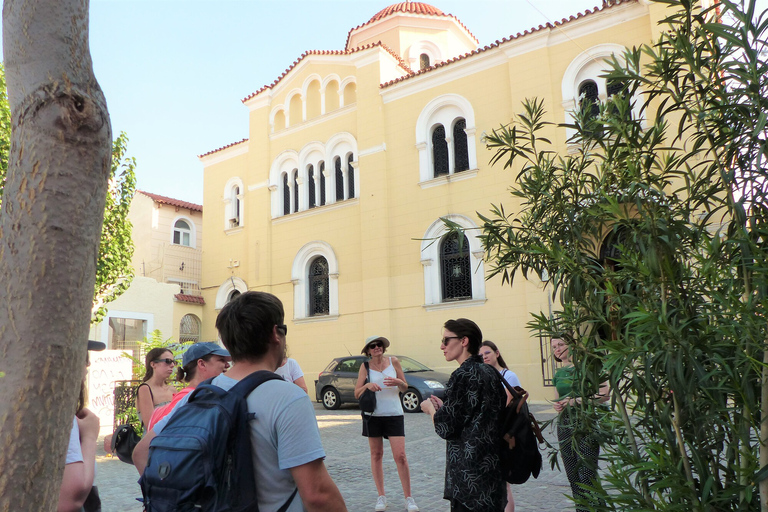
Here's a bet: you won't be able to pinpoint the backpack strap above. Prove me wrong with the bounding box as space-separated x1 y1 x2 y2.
229 370 285 398
364 361 370 383
277 487 299 512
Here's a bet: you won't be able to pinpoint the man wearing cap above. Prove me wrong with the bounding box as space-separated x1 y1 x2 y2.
354 336 420 512
145 342 231 431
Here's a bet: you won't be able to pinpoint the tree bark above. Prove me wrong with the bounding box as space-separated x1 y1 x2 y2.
0 1 111 510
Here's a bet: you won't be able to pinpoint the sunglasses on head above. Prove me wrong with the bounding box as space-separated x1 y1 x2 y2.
153 358 176 365
276 324 288 335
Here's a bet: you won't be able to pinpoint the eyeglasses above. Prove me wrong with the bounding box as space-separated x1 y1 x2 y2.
276 324 288 335
367 342 384 349
153 358 176 366
441 336 461 346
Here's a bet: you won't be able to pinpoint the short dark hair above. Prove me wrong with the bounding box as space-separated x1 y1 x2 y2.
444 318 482 355
215 291 284 362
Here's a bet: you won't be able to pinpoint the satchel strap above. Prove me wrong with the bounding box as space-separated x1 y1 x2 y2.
364 361 371 383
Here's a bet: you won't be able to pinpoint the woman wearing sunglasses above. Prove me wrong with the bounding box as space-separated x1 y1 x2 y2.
135 347 176 430
354 336 419 512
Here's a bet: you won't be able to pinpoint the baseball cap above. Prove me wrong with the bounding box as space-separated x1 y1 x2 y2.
182 342 231 367
87 340 106 351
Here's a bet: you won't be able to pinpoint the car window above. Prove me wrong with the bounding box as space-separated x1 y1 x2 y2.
324 360 339 372
397 356 431 373
335 358 363 374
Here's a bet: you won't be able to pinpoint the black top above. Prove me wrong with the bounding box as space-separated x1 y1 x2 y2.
433 354 506 510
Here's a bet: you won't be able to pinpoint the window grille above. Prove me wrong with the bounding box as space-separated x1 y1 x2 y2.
293 169 299 213
179 314 201 344
440 233 471 301
319 161 326 206
283 173 290 215
540 333 558 387
420 53 430 70
347 154 355 199
432 125 449 177
453 118 469 172
308 165 316 209
335 157 344 201
309 257 330 316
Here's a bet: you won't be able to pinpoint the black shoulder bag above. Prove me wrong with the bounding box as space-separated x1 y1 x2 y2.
359 361 377 414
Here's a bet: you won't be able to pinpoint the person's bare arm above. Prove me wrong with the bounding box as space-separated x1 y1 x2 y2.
58 409 99 512
133 428 157 475
293 375 309 394
289 458 347 512
136 384 154 425
354 363 380 399
385 357 408 393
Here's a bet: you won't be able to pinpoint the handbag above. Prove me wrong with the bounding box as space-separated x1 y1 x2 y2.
111 423 141 464
359 361 377 414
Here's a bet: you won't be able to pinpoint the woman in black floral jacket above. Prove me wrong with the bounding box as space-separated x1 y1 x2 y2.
421 318 507 511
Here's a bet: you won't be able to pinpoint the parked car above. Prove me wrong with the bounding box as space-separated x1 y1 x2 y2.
315 355 451 412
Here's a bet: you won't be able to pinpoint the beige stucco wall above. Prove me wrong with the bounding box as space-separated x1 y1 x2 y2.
200 2 658 403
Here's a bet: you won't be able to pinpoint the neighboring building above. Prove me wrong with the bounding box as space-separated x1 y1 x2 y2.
198 1 665 401
89 191 205 357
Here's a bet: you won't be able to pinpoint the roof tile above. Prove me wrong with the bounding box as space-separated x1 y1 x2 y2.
138 190 202 212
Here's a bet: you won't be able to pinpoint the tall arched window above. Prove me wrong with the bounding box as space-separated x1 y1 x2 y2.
309 257 330 316
292 169 299 213
308 165 316 209
179 314 201 343
440 232 471 301
319 161 326 206
335 157 344 201
230 187 241 227
347 154 355 199
453 118 468 172
578 80 600 120
173 219 192 247
432 125 449 177
282 173 290 215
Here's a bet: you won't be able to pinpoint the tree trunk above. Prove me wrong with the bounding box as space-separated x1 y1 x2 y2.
0 0 111 510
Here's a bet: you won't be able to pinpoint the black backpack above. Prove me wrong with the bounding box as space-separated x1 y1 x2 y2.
139 370 297 512
497 375 544 485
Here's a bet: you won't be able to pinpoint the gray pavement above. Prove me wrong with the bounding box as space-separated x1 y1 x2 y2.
94 403 575 511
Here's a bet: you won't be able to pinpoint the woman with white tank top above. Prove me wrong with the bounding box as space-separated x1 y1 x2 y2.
355 336 419 512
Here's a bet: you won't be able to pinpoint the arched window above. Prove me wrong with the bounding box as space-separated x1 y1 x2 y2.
319 161 326 206
335 157 344 201
282 173 290 215
308 165 316 209
347 154 355 199
440 233 472 301
453 118 469 172
292 169 299 213
309 257 330 316
179 314 201 343
214 277 248 309
223 178 244 230
173 219 192 247
420 53 430 70
578 80 600 120
228 290 241 302
432 125 449 177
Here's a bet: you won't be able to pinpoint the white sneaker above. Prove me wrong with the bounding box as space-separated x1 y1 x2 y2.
405 497 419 512
375 495 387 511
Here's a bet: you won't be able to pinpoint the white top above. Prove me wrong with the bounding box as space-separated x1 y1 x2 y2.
368 358 403 417
153 375 325 512
275 358 304 383
66 417 82 464
501 368 521 388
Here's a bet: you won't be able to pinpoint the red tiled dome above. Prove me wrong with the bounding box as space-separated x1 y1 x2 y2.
369 2 445 23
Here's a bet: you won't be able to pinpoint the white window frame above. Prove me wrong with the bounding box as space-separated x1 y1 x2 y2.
291 241 339 321
420 215 486 310
561 43 644 141
214 277 248 310
171 215 196 248
416 94 478 186
223 177 244 231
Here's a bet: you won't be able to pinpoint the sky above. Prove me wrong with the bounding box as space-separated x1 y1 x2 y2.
2 0 766 205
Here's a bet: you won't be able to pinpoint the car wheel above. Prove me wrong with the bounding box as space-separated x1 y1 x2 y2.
322 387 341 410
400 388 422 413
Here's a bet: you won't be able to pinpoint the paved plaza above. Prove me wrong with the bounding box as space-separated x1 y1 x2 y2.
94 403 575 512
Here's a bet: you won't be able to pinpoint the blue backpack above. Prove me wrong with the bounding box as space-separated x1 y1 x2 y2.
139 370 298 512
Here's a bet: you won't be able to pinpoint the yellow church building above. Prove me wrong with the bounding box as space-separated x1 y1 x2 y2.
198 0 666 401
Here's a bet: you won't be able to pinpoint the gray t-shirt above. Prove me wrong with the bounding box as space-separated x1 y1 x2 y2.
153 373 325 512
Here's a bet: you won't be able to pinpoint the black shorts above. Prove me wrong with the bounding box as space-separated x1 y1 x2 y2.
362 414 405 439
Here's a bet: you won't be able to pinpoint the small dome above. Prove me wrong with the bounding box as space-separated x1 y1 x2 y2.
368 2 445 24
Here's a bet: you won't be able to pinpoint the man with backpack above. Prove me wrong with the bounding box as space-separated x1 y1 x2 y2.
133 291 347 512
